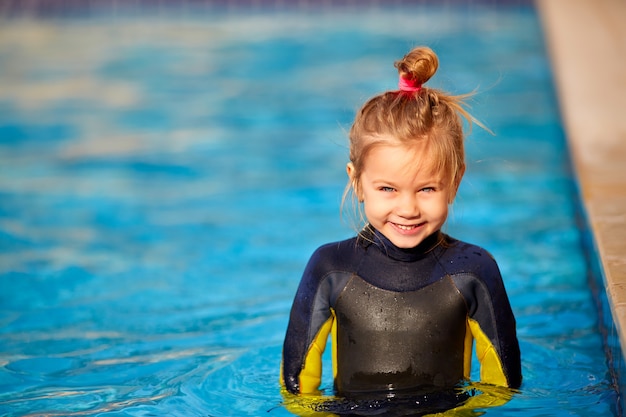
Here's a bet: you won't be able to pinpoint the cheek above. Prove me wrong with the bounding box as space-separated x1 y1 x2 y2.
432 199 450 219
362 192 389 213
420 195 448 216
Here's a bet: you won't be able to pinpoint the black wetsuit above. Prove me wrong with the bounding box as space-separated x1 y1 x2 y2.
282 227 522 397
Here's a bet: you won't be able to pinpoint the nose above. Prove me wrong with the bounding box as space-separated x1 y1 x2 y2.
396 192 420 218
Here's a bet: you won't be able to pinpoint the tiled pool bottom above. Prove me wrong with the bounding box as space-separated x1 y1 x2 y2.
0 7 622 416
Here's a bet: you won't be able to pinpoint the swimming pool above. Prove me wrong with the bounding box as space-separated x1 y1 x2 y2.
0 3 621 416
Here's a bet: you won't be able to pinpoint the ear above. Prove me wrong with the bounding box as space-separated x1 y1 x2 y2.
346 162 355 179
346 162 363 202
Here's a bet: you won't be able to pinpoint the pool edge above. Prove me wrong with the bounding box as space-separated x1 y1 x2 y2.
536 0 626 408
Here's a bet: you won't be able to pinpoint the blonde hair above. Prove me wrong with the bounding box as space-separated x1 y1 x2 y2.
344 46 474 222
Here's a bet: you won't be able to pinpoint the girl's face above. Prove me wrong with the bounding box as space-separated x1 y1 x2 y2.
348 142 455 249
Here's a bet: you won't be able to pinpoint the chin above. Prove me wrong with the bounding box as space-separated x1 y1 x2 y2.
394 240 424 249
387 234 426 249
382 228 429 249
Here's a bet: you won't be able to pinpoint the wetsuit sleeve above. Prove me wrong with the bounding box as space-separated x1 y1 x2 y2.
281 246 341 394
452 251 522 389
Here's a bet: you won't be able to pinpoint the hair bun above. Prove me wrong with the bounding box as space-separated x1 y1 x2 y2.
394 46 439 86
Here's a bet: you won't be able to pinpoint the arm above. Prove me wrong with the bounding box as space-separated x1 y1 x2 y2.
452 253 522 388
281 248 334 394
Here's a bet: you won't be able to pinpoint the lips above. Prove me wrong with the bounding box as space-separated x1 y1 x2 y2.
390 222 424 233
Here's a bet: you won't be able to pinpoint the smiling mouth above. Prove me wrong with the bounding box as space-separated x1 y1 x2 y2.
391 222 423 231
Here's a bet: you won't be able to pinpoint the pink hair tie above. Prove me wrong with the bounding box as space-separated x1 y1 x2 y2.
398 76 422 93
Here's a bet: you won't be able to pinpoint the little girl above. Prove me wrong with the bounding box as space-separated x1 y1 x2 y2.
282 46 521 402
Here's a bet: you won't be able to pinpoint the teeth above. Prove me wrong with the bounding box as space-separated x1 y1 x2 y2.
395 223 416 231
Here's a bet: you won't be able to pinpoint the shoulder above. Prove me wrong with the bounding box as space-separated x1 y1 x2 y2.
439 236 510 304
439 235 501 277
296 236 361 300
307 236 362 273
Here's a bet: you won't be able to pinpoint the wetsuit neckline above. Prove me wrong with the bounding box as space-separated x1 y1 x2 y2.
359 225 444 262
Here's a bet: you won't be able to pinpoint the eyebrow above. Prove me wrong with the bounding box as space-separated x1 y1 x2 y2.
370 178 444 188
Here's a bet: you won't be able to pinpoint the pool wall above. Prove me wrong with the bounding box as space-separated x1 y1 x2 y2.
536 0 626 410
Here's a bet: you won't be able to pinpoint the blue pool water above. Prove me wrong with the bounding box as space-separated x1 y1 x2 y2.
0 4 621 416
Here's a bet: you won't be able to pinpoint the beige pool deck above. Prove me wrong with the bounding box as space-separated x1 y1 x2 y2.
536 0 626 356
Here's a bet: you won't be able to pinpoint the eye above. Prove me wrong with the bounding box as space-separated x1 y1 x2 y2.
379 186 396 193
420 187 436 193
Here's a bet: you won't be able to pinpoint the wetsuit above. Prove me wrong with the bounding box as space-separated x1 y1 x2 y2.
282 227 522 397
